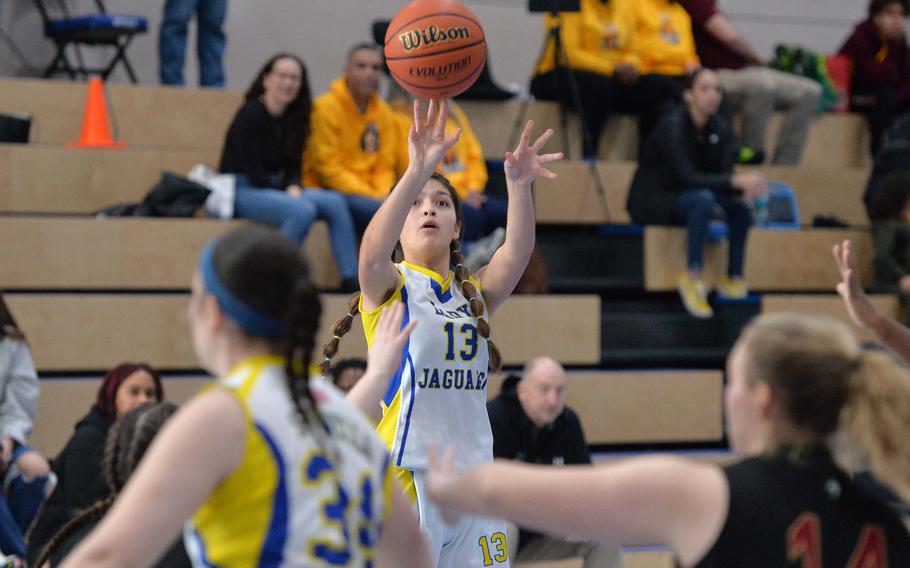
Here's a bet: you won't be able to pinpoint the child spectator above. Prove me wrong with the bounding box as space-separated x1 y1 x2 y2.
869 172 910 321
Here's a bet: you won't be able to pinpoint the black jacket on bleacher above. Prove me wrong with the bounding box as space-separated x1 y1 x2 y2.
627 103 740 225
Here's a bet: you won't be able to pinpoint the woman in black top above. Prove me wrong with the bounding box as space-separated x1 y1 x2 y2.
425 312 910 568
219 53 359 291
627 68 767 318
25 363 162 565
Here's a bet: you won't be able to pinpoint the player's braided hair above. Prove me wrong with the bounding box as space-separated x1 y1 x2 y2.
321 172 501 374
36 402 178 568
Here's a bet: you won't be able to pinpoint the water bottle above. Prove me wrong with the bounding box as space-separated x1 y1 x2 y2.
752 195 769 227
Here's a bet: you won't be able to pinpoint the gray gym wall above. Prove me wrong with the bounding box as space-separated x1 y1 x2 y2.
0 1 881 94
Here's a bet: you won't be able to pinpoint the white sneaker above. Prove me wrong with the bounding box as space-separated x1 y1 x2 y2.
465 228 506 272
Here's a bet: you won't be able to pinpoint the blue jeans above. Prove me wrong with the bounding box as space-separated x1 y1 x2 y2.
462 195 508 243
344 195 383 232
159 0 227 87
0 445 50 557
673 189 752 277
233 179 358 279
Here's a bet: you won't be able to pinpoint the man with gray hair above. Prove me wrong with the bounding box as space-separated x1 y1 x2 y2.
486 356 624 567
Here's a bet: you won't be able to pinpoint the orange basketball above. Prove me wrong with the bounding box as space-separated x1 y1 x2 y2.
384 0 487 99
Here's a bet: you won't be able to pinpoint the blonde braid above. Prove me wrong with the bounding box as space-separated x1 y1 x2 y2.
320 292 361 374
451 241 502 372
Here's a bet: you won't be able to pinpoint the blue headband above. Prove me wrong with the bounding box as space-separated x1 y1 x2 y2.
199 240 284 339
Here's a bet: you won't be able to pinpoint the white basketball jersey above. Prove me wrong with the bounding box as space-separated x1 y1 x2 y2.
185 356 394 567
363 261 494 472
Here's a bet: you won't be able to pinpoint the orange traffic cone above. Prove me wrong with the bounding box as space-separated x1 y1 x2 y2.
66 77 125 149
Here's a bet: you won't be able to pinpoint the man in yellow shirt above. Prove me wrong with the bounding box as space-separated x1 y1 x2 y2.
304 43 400 230
530 0 681 158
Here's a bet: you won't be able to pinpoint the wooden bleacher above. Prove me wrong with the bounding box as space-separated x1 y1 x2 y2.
761 294 900 344
459 98 870 168
2 78 870 167
644 227 873 291
512 550 674 568
488 370 724 445
0 216 343 290
0 78 239 149
31 367 715 468
7 293 600 372
0 144 218 214
534 160 870 227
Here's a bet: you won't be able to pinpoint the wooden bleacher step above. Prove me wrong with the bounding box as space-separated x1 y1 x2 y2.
8 293 600 372
644 227 873 292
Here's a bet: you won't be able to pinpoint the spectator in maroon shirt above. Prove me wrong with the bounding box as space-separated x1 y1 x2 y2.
839 0 910 156
679 0 821 165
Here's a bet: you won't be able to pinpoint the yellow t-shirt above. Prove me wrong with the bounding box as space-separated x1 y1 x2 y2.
535 0 639 77
632 0 699 76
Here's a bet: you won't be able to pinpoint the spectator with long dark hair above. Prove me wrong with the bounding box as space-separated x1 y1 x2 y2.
219 53 359 292
35 402 187 567
627 68 767 319
25 363 163 566
0 293 51 560
839 0 910 156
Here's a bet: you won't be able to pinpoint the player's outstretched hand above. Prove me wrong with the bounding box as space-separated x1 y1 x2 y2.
426 445 465 526
833 240 881 330
504 120 563 187
367 301 417 380
408 99 460 176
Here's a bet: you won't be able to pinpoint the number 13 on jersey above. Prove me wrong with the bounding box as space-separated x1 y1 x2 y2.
443 322 478 362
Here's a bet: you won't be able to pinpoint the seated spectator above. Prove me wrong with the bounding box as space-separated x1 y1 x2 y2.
627 68 767 318
0 294 51 561
304 43 400 231
25 363 163 566
679 0 821 165
35 402 189 567
840 0 910 156
219 53 359 292
633 0 700 79
869 173 910 322
486 357 623 568
530 0 681 158
329 358 366 393
389 93 506 268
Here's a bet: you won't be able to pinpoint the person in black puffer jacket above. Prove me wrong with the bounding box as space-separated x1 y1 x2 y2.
627 68 767 319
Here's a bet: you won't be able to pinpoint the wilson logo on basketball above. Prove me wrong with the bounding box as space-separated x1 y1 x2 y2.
399 24 471 52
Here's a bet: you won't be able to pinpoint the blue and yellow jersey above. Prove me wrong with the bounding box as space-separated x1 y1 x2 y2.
183 355 394 567
361 262 494 498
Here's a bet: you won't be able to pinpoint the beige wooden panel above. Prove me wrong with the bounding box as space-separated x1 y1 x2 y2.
514 548 673 567
8 294 197 371
756 165 869 227
771 112 870 169
8 293 599 371
762 294 900 344
0 145 219 214
106 82 241 149
534 161 636 224
0 78 240 149
0 217 339 290
488 370 723 444
644 227 873 291
318 295 601 366
533 160 867 227
0 79 88 145
30 376 208 458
